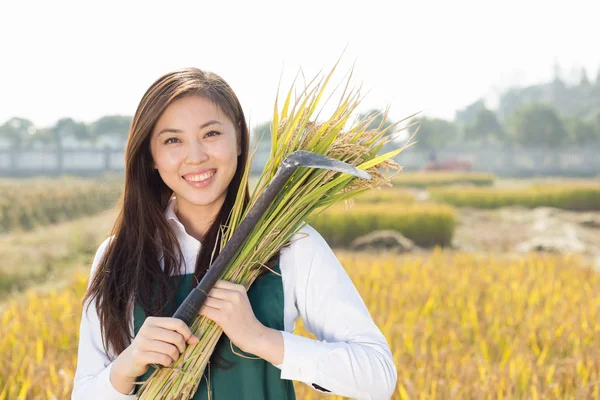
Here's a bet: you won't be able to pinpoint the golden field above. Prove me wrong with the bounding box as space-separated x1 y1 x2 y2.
352 188 416 204
311 202 456 247
429 183 600 211
0 208 116 295
2 174 600 399
0 177 122 233
2 251 599 399
390 172 495 188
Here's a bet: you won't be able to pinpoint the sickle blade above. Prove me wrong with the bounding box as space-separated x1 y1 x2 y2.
290 150 372 180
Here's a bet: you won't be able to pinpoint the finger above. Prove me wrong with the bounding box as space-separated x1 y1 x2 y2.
141 350 174 368
146 340 180 364
213 280 245 292
199 305 220 323
152 317 197 344
203 296 228 310
208 287 246 305
144 327 187 353
206 287 234 300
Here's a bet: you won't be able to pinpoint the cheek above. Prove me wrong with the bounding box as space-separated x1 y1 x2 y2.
212 140 239 163
154 147 186 170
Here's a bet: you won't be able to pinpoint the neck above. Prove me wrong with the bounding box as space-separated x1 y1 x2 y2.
175 194 227 242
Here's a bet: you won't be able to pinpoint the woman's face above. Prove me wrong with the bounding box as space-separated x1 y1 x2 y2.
150 95 241 211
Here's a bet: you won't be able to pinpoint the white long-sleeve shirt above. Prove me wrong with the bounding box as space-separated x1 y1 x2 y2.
72 196 397 400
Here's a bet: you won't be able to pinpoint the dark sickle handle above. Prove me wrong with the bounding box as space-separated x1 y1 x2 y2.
172 288 208 327
172 161 297 326
171 150 371 328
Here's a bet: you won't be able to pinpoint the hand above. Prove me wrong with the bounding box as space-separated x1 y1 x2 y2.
110 316 199 393
199 280 265 354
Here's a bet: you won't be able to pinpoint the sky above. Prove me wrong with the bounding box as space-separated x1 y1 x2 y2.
1 0 599 131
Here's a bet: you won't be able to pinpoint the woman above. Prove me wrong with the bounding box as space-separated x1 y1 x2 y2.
72 67 397 400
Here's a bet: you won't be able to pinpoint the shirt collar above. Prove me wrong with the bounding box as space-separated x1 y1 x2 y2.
165 196 202 250
162 196 201 273
164 195 188 234
165 195 179 222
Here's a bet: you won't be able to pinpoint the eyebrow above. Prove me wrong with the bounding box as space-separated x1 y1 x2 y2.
156 120 222 136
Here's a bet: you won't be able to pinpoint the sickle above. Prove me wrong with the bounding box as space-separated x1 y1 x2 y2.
172 150 371 326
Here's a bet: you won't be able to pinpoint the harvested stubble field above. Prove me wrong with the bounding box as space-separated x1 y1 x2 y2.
1 251 598 399
1 174 600 399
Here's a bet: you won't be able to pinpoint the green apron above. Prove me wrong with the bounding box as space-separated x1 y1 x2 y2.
132 260 296 399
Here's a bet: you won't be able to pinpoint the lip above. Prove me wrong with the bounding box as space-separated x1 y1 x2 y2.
182 169 217 188
182 168 217 179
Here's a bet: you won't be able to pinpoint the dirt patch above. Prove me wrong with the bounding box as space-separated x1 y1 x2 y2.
452 206 600 268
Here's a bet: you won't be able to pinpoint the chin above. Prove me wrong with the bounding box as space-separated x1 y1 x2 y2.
179 189 226 207
179 192 215 205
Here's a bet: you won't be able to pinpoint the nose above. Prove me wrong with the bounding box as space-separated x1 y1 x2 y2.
185 139 209 164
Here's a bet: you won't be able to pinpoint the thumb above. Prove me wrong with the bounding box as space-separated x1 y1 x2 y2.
187 335 199 345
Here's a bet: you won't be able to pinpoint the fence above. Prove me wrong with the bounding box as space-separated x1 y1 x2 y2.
0 147 271 177
396 146 600 177
0 146 599 177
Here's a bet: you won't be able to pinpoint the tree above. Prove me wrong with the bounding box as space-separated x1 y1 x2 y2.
251 121 271 140
579 67 590 87
455 98 486 126
357 109 394 131
30 127 55 144
506 104 568 147
564 117 599 145
407 117 458 150
596 112 600 142
463 108 506 146
0 117 35 146
90 115 132 139
498 88 526 121
52 117 89 141
250 121 272 152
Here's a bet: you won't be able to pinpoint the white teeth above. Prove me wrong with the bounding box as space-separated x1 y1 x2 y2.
184 171 215 182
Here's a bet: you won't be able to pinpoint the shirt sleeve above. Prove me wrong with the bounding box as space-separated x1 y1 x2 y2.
71 236 137 400
273 224 397 400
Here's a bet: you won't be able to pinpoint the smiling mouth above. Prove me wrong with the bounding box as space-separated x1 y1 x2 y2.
182 170 217 182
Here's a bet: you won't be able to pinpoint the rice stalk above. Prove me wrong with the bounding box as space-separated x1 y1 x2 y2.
137 56 415 398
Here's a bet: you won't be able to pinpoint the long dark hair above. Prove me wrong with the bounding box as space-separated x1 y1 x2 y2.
84 68 251 361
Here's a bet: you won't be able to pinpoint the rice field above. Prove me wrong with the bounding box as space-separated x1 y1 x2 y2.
0 177 122 233
352 188 416 204
1 174 600 399
0 208 116 296
430 183 600 210
1 251 599 399
390 172 495 188
310 202 456 247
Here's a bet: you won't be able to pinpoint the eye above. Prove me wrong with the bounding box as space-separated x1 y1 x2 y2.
163 131 220 144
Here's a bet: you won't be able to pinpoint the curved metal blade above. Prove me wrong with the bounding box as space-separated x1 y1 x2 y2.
289 150 372 180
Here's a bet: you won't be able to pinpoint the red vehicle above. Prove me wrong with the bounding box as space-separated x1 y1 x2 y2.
421 159 473 171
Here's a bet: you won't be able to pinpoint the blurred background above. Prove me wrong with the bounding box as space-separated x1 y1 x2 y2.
1 1 599 399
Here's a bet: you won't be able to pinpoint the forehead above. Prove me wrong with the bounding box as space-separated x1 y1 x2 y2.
155 95 230 127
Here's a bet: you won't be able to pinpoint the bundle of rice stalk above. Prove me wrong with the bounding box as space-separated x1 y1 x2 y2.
136 59 416 399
